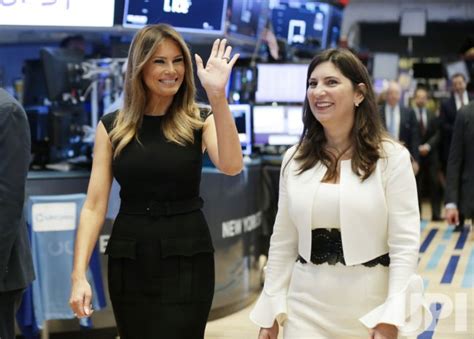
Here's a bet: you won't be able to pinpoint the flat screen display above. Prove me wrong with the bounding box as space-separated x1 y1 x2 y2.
40 47 86 102
400 9 426 36
413 63 444 79
229 104 252 155
253 105 303 146
123 0 227 33
270 1 330 48
256 63 307 103
286 105 304 135
372 53 399 80
0 0 115 27
226 0 269 44
326 5 343 49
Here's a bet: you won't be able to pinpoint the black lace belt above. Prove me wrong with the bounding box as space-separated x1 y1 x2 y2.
296 228 390 267
119 196 203 217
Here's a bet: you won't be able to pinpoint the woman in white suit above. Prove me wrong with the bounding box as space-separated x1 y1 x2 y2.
251 49 431 339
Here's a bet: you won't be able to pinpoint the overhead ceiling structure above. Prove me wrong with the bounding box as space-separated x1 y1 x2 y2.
341 0 474 48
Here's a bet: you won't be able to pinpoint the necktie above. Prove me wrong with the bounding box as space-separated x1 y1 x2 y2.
419 109 426 136
388 106 396 137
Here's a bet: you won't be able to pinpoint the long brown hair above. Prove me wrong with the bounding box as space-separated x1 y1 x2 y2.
292 48 386 181
109 24 203 158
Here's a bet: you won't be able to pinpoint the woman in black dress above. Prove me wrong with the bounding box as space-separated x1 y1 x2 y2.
69 24 243 338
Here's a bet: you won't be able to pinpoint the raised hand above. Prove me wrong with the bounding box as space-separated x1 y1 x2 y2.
195 38 239 97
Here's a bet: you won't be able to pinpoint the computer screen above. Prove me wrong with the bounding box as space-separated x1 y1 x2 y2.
0 0 115 27
256 63 307 103
123 0 227 34
253 105 303 146
413 63 444 79
372 53 399 81
226 0 269 44
326 5 343 49
23 59 49 107
229 104 252 155
40 48 86 102
400 9 426 36
228 66 257 103
270 1 330 49
286 106 304 135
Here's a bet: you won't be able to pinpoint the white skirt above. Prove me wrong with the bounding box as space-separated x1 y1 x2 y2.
284 260 390 339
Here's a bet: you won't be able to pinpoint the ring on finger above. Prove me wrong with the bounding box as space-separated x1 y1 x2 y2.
222 56 230 62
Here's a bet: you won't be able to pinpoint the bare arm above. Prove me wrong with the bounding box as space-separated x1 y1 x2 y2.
202 107 243 176
70 122 113 317
195 39 243 175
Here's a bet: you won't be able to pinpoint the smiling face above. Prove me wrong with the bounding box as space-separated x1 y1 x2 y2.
142 38 185 111
307 61 363 129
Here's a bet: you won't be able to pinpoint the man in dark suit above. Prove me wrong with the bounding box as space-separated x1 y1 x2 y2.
445 101 474 232
439 73 473 177
380 81 420 170
0 88 35 338
411 87 442 221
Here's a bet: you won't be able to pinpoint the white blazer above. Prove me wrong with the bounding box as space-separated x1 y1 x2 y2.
250 140 431 336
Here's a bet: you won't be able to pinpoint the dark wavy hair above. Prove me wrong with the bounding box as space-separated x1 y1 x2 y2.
290 48 386 182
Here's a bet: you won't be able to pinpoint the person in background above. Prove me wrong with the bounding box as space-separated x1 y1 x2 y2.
444 101 474 232
411 86 442 221
69 24 242 338
0 88 35 339
439 73 473 181
60 34 86 55
251 48 430 339
376 90 387 106
379 81 420 174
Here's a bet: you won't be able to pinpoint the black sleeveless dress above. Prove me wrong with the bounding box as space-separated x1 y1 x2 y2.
100 112 215 339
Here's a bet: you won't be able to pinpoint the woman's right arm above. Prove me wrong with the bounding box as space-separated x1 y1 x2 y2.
69 122 113 318
250 148 298 331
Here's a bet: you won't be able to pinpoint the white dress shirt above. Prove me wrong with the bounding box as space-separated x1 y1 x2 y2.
455 91 469 111
385 104 400 139
414 107 427 130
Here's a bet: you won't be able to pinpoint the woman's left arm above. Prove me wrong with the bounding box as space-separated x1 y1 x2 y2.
360 145 432 337
386 147 420 295
195 39 243 176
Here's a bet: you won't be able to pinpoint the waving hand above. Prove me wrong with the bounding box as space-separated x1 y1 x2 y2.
195 39 239 97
